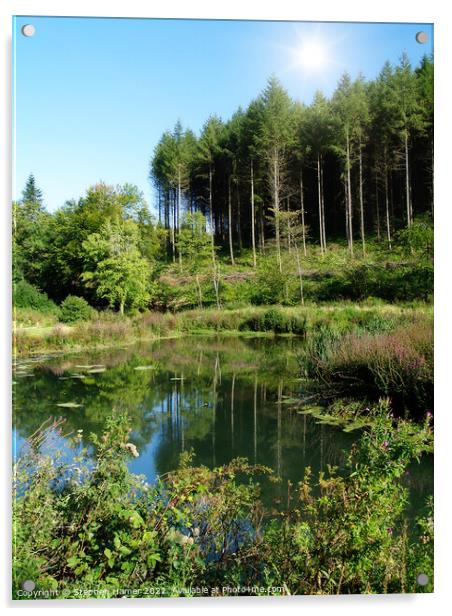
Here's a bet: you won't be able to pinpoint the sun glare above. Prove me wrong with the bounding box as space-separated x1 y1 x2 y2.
297 39 328 70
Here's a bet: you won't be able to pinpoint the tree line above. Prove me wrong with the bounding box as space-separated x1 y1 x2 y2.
151 54 433 266
13 54 433 314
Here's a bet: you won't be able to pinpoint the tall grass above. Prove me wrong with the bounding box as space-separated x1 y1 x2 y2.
300 321 433 414
13 303 432 357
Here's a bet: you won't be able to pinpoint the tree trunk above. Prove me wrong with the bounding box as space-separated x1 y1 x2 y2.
250 160 257 267
236 178 242 251
384 159 392 249
177 171 183 267
212 261 221 310
344 176 350 249
259 204 265 253
300 168 307 257
273 152 282 272
359 142 366 256
195 273 203 309
171 190 176 263
119 299 125 316
320 156 327 252
286 196 291 253
317 154 324 254
228 175 235 265
208 164 215 255
346 128 354 257
375 171 381 241
404 129 412 227
295 244 304 305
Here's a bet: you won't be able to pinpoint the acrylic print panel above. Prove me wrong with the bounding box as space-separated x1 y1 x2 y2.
12 16 434 600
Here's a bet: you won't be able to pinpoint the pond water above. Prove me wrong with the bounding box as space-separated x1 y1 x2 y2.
13 335 432 513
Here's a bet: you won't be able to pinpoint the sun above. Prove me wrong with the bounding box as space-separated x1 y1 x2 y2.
297 39 328 71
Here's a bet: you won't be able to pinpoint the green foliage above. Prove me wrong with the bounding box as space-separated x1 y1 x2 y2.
395 215 434 258
13 407 433 598
13 280 58 314
82 219 155 314
299 320 433 414
59 295 93 324
176 212 212 273
260 400 433 594
306 262 433 302
251 257 294 305
13 414 269 598
240 307 306 335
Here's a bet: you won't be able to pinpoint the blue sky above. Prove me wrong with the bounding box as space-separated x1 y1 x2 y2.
13 17 433 213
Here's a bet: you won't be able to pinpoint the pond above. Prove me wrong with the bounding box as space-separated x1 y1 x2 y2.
13 335 432 513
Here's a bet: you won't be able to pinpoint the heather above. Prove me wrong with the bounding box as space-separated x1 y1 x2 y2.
298 320 433 415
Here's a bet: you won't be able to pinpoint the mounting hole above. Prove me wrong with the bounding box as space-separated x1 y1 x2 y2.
21 24 36 37
416 573 429 586
21 580 36 592
415 31 428 44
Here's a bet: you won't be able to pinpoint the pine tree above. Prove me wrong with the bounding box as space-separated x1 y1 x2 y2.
391 53 426 227
303 92 335 254
258 77 296 271
21 174 43 206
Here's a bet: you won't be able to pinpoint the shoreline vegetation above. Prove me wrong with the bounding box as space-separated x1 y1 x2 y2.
14 300 432 355
13 406 433 598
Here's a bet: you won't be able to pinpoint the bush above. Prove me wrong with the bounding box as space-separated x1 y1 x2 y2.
306 263 433 303
59 295 93 323
300 321 433 414
250 259 294 305
13 280 58 314
241 308 306 335
395 214 434 258
12 408 433 598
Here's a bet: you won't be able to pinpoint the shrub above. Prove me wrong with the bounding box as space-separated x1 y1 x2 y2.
301 322 433 414
12 409 433 597
13 280 58 314
13 414 269 598
307 263 433 303
395 214 434 258
250 259 294 305
260 402 433 594
59 295 93 323
241 308 306 335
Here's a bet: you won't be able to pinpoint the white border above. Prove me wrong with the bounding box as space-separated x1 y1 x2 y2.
1 1 451 614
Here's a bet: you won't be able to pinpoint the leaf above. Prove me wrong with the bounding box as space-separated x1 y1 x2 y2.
56 401 83 408
67 555 80 568
147 553 162 567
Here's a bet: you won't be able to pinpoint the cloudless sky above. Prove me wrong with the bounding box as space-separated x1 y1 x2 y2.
13 16 433 213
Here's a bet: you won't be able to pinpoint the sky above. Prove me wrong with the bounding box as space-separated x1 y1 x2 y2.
13 17 433 214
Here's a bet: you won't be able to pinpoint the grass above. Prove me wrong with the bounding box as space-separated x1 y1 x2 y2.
13 301 432 357
298 318 433 415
